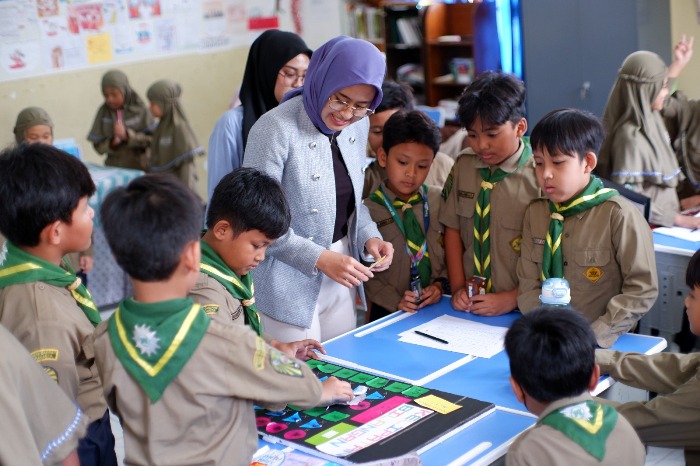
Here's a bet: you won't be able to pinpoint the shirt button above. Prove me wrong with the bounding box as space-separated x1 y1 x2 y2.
308 236 314 241
310 208 319 214
563 261 568 266
361 166 367 174
312 174 321 181
349 137 356 144
309 142 317 149
38 284 45 290
564 233 570 238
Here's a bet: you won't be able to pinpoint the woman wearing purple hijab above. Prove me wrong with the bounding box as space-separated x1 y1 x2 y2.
244 36 394 342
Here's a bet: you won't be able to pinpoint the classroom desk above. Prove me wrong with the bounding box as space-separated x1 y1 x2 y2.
86 163 143 308
259 297 666 465
640 231 700 340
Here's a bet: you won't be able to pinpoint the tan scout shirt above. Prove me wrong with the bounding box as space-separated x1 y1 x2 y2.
0 282 107 422
189 271 246 326
596 349 700 463
517 196 658 348
364 184 446 311
362 151 455 199
506 394 645 466
439 144 541 293
94 317 323 466
0 324 88 466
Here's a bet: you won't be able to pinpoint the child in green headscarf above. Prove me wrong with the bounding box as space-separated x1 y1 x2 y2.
87 69 153 171
147 79 204 192
11 106 94 280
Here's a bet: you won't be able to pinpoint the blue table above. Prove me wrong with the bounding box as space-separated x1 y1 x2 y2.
260 297 665 465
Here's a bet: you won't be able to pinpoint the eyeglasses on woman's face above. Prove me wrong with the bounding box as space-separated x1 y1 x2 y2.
327 96 374 118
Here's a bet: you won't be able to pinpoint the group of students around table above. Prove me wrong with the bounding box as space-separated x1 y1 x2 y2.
0 31 700 466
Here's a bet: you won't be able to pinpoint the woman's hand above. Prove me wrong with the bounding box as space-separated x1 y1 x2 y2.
316 250 373 288
364 238 394 272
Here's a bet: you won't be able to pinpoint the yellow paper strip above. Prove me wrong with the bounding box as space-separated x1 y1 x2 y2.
415 394 462 415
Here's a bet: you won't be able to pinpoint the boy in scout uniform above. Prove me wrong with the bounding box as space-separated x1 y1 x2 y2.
364 110 448 321
517 108 658 348
190 167 325 360
505 307 646 466
0 144 116 465
0 324 88 466
439 72 541 316
93 175 353 466
595 248 700 463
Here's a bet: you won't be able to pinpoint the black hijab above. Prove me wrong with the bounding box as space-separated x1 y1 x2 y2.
240 30 312 147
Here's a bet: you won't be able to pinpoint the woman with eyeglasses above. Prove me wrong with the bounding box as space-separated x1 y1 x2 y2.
207 30 311 200
243 36 395 343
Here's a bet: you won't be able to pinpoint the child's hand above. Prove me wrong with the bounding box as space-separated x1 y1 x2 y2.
319 376 353 406
79 255 94 274
451 288 471 311
271 339 325 361
675 212 700 230
398 290 421 312
469 289 518 316
113 122 127 141
417 284 442 308
680 194 700 211
674 34 694 67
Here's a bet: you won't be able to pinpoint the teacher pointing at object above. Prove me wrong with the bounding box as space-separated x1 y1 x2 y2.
244 36 394 342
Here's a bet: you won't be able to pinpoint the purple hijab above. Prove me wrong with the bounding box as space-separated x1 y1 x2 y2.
282 36 386 135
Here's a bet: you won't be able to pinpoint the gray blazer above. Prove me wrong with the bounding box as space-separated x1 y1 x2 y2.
243 96 381 329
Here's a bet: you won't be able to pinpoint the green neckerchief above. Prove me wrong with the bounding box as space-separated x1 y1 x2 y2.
199 240 262 336
369 185 431 287
474 144 531 292
542 176 617 280
540 400 618 461
0 241 100 326
107 297 209 403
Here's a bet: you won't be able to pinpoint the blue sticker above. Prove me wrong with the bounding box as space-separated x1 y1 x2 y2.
283 412 302 423
301 419 323 429
319 376 329 382
265 410 286 417
366 391 385 400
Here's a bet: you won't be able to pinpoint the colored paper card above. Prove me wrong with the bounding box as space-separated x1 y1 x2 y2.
265 410 286 417
283 412 302 422
402 386 430 397
319 376 328 382
303 407 328 417
349 372 376 383
365 391 385 400
321 411 350 422
385 381 411 393
365 377 389 388
415 394 462 414
301 419 323 429
333 368 358 379
305 359 325 369
318 404 434 457
317 363 343 374
351 396 410 424
306 422 356 446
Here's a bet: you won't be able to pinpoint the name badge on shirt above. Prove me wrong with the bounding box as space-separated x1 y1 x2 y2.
532 237 546 246
159 136 172 146
457 191 475 199
376 217 394 228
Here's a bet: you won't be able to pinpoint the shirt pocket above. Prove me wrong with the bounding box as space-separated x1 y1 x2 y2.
573 249 611 288
455 192 477 219
498 212 526 262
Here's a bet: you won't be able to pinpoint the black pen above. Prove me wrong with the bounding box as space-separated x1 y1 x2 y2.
414 330 449 344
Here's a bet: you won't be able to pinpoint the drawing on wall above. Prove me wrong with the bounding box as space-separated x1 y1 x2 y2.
68 4 105 34
128 0 161 19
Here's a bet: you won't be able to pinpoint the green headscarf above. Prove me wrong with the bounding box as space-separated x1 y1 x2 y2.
14 107 53 144
146 79 204 172
598 51 681 188
87 70 152 145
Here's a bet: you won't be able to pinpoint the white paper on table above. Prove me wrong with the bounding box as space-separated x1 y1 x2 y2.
654 226 700 243
398 314 507 358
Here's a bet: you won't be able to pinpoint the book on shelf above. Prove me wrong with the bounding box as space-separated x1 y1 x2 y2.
396 16 422 46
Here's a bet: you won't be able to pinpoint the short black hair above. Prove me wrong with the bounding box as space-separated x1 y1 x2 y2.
457 72 526 129
206 167 291 239
686 249 700 289
375 80 415 113
504 306 596 403
0 143 95 247
530 108 604 161
382 110 441 156
101 174 203 281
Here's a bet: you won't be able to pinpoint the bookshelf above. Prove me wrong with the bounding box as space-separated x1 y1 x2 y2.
423 2 477 106
344 2 478 107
